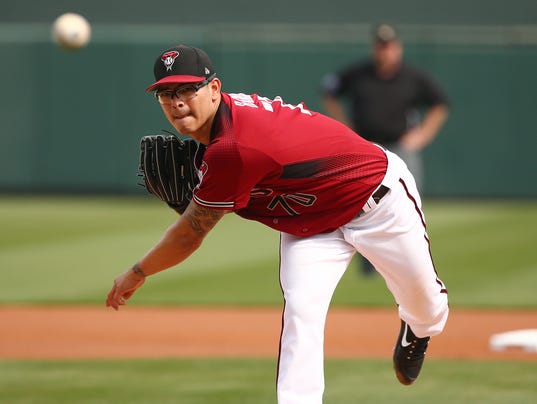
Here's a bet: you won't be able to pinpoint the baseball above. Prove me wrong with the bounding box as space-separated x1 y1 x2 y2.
52 13 91 50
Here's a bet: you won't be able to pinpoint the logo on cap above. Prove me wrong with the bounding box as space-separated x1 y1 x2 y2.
161 51 179 71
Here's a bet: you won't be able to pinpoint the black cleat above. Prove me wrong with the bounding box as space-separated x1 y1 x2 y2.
393 320 430 385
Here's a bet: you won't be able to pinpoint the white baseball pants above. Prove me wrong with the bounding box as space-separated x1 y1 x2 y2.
276 150 449 404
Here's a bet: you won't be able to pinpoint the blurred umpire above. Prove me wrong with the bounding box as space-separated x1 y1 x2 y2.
321 23 449 276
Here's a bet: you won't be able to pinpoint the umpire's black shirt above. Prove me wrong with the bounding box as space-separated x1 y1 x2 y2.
321 61 448 144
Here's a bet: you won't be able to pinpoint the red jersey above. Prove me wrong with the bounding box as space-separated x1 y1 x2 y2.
193 92 387 236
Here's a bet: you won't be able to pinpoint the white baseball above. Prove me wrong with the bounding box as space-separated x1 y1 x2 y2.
52 13 91 50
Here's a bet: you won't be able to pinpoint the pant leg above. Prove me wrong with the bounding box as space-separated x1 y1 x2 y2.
277 231 355 404
342 151 448 337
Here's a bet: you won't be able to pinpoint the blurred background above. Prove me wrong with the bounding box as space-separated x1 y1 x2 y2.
2 0 537 198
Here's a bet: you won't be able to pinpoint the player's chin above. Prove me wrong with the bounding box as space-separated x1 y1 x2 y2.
172 118 197 134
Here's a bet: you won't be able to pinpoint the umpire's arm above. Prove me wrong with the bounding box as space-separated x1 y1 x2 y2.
106 202 229 310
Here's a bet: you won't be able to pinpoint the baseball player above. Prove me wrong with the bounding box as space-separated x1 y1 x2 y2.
106 45 449 403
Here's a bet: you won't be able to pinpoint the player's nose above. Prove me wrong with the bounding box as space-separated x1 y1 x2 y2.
171 97 186 107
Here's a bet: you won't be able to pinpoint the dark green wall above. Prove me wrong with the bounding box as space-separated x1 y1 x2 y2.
1 1 536 197
4 0 537 24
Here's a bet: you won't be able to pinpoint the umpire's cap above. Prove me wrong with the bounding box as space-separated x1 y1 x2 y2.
146 45 215 92
372 23 398 43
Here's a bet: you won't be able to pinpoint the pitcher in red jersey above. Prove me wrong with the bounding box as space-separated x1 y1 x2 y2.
106 45 449 402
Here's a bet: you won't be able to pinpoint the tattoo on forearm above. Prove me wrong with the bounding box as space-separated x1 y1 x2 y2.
131 262 147 277
184 205 224 235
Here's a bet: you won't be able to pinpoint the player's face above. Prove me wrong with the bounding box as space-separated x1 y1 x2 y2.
158 78 221 141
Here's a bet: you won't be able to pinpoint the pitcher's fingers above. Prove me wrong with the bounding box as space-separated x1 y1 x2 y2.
106 285 122 310
106 294 118 310
106 285 116 302
105 290 113 307
123 290 136 299
106 297 118 310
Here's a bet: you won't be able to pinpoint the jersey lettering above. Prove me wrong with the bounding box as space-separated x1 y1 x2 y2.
250 188 273 198
267 192 317 216
230 93 312 116
272 96 312 116
230 93 259 108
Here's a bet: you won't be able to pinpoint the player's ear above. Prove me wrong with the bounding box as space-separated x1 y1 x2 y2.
209 78 221 100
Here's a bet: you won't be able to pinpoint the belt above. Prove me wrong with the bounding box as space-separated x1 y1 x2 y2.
371 184 390 204
359 184 390 216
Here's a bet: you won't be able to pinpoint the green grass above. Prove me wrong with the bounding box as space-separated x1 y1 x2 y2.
423 200 537 308
0 196 536 308
0 358 536 403
1 197 536 403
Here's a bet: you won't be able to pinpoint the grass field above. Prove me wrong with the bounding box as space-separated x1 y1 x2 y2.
1 196 536 403
1 358 536 403
1 196 536 308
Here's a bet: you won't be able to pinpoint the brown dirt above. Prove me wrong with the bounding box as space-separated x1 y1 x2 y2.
1 306 536 361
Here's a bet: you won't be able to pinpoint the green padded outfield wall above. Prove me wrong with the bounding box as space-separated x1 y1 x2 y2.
1 0 536 197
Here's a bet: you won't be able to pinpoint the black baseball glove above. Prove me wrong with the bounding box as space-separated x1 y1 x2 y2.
139 133 199 214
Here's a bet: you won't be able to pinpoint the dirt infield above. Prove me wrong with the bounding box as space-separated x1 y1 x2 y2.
1 306 536 361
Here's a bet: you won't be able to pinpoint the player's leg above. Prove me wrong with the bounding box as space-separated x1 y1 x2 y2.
342 166 447 385
359 254 376 276
277 230 354 404
359 179 448 336
342 151 448 337
389 143 424 191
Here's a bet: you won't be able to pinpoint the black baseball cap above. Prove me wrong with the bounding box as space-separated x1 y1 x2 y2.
372 24 398 43
146 45 215 92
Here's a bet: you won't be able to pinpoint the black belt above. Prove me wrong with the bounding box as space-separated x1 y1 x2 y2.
359 185 390 216
371 184 390 204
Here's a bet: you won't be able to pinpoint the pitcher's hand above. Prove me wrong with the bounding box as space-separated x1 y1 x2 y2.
106 268 146 311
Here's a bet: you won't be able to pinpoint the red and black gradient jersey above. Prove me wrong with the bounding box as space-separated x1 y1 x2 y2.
193 92 387 236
